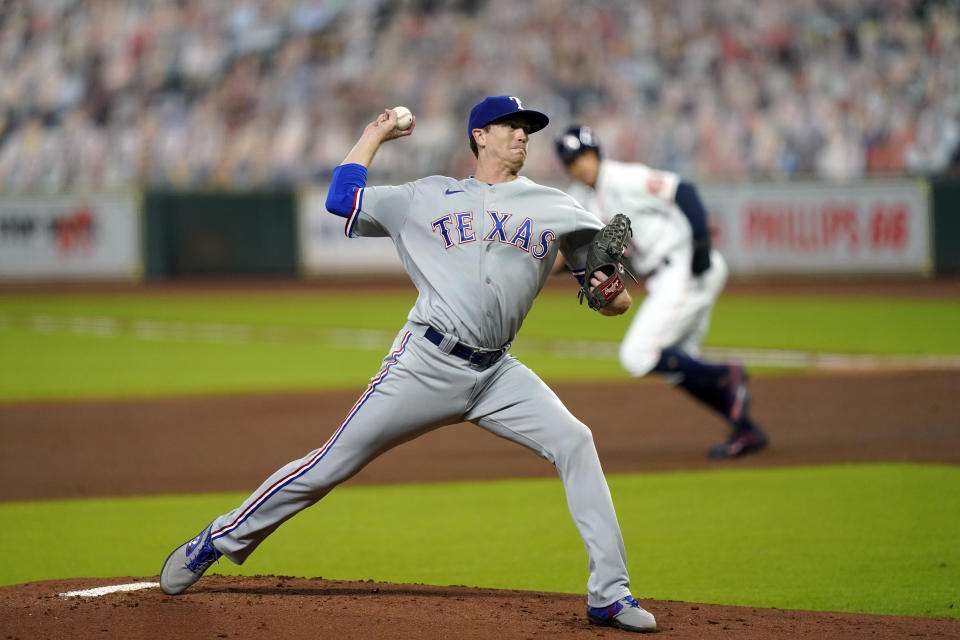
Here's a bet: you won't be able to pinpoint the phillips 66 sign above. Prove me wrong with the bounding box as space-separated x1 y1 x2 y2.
699 180 930 275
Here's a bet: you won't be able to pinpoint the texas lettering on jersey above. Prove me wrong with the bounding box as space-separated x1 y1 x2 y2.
430 210 556 259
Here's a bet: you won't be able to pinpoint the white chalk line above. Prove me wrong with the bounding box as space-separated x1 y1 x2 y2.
58 581 160 598
3 312 959 371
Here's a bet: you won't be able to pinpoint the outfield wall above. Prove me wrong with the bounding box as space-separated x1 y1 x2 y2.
143 190 298 278
931 178 960 275
0 193 141 281
1 179 956 281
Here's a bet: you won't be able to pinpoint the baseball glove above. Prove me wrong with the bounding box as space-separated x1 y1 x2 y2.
578 213 636 311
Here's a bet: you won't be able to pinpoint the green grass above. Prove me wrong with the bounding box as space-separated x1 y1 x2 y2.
0 328 389 399
709 295 960 354
0 292 415 400
0 292 416 330
1 290 958 401
0 463 956 618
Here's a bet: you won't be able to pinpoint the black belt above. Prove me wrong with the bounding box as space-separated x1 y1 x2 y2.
424 326 507 370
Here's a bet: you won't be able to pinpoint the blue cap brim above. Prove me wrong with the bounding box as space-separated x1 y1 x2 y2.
486 110 550 135
480 109 550 133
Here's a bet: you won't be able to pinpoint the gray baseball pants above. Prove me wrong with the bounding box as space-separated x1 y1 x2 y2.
207 321 632 607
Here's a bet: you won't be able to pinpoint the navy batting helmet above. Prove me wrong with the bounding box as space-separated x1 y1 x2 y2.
555 125 601 165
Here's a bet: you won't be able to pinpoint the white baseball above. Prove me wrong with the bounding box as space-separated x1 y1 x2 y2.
392 106 413 131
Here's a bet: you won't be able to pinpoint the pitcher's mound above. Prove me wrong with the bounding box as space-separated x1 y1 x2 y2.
4 575 958 639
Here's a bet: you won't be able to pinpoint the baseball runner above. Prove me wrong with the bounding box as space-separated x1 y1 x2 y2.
160 96 657 633
555 125 768 458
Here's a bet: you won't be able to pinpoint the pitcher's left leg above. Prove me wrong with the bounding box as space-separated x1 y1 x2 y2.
465 357 632 609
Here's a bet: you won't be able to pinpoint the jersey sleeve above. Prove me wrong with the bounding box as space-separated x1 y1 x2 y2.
326 163 414 238
675 180 709 237
345 182 415 239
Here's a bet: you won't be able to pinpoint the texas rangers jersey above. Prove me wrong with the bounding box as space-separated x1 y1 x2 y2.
568 160 691 275
345 175 603 349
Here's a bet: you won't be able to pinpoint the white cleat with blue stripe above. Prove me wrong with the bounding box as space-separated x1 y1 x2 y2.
587 596 657 633
159 523 221 595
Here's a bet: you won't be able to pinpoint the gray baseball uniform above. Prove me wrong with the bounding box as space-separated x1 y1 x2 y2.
205 174 633 608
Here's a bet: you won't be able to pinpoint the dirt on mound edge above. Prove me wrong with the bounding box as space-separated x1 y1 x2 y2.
3 575 959 640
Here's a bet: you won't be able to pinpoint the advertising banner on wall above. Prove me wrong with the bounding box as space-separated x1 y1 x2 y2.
699 181 931 275
0 193 141 280
299 187 403 275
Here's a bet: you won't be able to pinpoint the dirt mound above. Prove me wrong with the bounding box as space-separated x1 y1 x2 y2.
4 575 959 640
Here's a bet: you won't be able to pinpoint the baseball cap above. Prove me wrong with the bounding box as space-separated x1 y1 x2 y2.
467 95 549 141
555 124 602 164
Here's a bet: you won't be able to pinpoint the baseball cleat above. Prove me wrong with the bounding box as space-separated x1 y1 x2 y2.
587 596 657 633
160 523 221 595
708 425 769 459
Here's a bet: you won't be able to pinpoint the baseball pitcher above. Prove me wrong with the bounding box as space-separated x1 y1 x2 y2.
159 97 657 633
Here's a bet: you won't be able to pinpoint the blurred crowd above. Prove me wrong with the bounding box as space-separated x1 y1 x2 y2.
0 0 957 193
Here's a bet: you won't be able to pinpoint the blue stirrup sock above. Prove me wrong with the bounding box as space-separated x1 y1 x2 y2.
652 348 727 387
653 348 755 430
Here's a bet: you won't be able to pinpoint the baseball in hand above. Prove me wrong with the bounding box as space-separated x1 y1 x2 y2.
392 106 413 130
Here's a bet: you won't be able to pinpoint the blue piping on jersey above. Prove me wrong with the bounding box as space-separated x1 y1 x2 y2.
344 188 364 237
210 331 412 542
